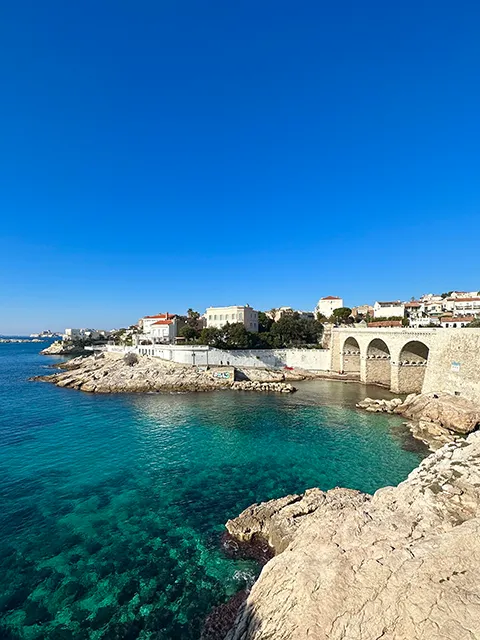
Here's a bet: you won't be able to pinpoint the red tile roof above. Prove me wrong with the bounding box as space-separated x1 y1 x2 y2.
442 316 475 323
321 296 341 300
152 320 174 326
367 321 403 328
446 298 480 303
144 313 176 319
405 301 421 307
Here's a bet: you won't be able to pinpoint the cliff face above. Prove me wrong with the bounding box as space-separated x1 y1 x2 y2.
225 433 480 640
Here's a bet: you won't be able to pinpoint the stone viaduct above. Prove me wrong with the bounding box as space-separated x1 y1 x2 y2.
330 327 439 394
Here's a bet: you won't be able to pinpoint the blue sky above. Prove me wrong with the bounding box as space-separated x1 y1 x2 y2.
1 1 479 334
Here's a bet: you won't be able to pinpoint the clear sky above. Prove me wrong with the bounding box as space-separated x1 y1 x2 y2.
1 1 479 334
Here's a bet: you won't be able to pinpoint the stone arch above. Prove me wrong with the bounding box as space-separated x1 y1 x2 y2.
395 340 430 392
365 338 391 387
341 336 361 374
399 340 429 364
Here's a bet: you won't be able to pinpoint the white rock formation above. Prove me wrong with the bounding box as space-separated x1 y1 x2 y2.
225 433 480 640
32 353 296 394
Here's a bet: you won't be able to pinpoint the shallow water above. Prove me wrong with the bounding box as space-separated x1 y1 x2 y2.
0 342 427 639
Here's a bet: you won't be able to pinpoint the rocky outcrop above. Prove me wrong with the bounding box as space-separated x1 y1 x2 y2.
225 433 480 640
357 392 480 450
396 392 480 435
40 341 89 356
31 353 297 394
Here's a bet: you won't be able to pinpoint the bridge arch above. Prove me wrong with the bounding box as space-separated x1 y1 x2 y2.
394 340 430 393
365 338 391 387
341 336 361 374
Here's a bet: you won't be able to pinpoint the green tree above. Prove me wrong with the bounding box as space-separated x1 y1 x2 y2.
198 327 224 348
269 314 323 348
186 308 201 328
178 325 198 342
221 323 257 349
258 311 274 333
331 307 352 324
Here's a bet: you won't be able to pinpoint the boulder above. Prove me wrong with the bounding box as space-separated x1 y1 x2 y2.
395 392 480 435
225 433 480 640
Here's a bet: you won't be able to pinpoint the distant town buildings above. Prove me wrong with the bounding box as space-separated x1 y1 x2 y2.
63 328 110 341
351 305 374 319
206 305 259 332
267 307 315 321
315 296 343 318
444 297 480 317
60 287 480 347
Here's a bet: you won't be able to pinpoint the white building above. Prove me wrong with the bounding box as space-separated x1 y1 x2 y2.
448 291 479 299
441 316 474 328
423 299 444 317
419 294 444 303
315 296 343 318
63 328 107 341
64 328 83 340
444 297 480 317
139 313 178 343
206 305 259 332
373 301 405 318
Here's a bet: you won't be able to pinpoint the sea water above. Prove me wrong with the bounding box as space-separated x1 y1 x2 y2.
0 342 426 639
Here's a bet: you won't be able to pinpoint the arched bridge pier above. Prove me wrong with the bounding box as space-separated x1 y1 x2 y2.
333 328 437 394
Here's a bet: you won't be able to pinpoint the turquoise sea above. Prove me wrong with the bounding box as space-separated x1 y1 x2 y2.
0 341 427 639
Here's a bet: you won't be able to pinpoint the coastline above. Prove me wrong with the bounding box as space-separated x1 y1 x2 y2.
222 432 480 639
31 352 299 394
35 348 477 453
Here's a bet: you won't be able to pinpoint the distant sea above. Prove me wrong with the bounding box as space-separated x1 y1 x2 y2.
0 340 427 639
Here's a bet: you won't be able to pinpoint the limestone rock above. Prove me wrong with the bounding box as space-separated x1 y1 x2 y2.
31 353 296 395
40 341 89 356
357 392 480 450
395 392 480 435
225 433 480 640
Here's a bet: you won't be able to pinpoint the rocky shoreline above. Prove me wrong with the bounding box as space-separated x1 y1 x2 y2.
357 392 480 450
40 341 91 356
31 352 298 394
222 432 480 639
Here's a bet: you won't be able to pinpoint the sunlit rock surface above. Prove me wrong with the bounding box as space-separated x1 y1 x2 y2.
226 433 480 640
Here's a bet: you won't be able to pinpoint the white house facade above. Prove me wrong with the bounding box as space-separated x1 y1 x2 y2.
315 296 343 318
373 301 405 318
206 305 259 332
441 316 475 328
444 297 480 317
139 313 178 343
